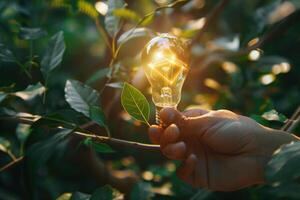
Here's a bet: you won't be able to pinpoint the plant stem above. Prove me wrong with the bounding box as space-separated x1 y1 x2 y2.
0 156 23 172
1 116 160 151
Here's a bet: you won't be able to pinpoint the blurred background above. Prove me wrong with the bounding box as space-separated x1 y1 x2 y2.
0 0 299 199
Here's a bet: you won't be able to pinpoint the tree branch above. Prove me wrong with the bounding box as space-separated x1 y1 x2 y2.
281 106 300 132
1 117 160 151
0 156 23 172
190 0 230 47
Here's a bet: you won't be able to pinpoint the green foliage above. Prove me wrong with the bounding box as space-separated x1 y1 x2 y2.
19 27 47 40
121 82 150 125
41 31 65 78
0 0 299 199
105 0 126 37
65 79 100 117
90 185 122 200
83 138 114 154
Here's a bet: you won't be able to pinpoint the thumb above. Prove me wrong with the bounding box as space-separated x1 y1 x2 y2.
160 107 186 127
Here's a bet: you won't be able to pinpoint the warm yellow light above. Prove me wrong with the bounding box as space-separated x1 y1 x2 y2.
272 62 291 74
142 171 154 181
248 49 261 61
204 78 221 90
260 74 275 85
95 1 108 15
142 34 189 123
154 51 164 60
222 61 238 74
247 37 259 47
187 17 206 30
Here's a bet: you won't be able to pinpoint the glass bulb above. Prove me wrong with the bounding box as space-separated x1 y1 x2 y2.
142 33 189 123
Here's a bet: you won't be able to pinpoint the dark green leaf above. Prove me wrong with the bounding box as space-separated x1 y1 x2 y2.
89 105 107 128
70 192 90 200
121 82 150 125
91 185 123 200
27 129 72 169
0 44 16 63
105 0 125 37
14 82 45 100
130 181 154 200
84 138 114 153
0 92 7 103
266 141 300 182
85 67 110 85
65 79 100 117
41 31 65 78
19 27 47 40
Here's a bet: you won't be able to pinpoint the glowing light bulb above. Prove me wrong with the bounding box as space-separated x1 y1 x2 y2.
142 33 189 124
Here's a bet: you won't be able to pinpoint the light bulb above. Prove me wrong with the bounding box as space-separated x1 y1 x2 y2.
142 33 189 124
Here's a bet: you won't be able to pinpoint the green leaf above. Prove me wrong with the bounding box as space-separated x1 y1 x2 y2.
0 43 16 63
16 123 31 143
121 82 150 125
56 193 72 200
113 8 140 23
84 138 114 153
14 82 45 100
130 181 154 200
89 106 107 127
65 79 100 117
261 109 287 123
0 92 7 103
19 27 47 40
27 129 73 170
105 0 125 37
91 185 123 200
85 67 110 85
266 142 300 182
70 192 90 200
0 137 10 153
41 31 65 78
117 28 153 46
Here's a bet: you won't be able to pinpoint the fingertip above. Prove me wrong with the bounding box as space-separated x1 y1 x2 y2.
161 124 180 146
148 125 163 144
162 141 186 160
160 108 184 127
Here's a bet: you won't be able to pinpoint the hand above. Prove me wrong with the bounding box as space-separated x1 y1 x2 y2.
148 108 299 191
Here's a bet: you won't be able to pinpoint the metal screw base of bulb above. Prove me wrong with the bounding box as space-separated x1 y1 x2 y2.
155 107 161 125
155 106 177 126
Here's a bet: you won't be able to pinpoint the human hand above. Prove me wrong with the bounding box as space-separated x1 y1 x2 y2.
148 108 298 191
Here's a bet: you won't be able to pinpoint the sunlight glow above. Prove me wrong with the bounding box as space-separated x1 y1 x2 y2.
222 61 238 74
204 78 221 90
248 49 261 61
272 62 291 75
247 37 259 47
95 1 108 15
154 51 164 61
260 74 275 85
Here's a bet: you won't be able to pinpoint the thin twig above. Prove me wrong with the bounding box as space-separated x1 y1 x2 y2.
281 106 300 132
95 18 112 51
0 156 23 172
190 0 230 47
1 116 160 151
